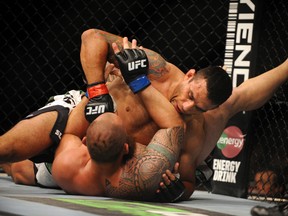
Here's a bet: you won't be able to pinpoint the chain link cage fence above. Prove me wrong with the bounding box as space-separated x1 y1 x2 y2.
0 0 287 202
247 0 288 202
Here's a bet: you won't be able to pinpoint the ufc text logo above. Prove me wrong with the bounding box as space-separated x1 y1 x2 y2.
128 59 147 71
86 105 105 115
55 129 62 140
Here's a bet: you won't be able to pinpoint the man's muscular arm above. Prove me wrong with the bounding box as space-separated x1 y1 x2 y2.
113 37 183 128
225 58 288 118
82 29 171 81
104 127 183 201
113 40 185 201
140 127 184 200
80 29 115 122
80 29 171 122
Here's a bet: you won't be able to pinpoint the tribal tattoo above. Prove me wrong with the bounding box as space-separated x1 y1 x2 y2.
105 126 184 201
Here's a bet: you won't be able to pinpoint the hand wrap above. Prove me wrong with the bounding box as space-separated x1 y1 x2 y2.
85 81 114 123
115 49 150 93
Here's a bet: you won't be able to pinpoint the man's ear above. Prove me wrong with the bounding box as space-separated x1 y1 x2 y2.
185 69 196 80
82 136 87 145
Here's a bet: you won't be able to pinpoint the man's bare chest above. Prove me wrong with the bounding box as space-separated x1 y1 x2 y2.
111 85 159 144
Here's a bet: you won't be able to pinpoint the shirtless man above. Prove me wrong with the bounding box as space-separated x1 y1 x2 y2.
0 29 287 201
78 29 288 201
0 90 88 188
0 29 231 201
52 46 185 201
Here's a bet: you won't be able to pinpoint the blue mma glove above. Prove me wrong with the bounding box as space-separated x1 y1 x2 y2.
115 49 150 93
85 81 114 123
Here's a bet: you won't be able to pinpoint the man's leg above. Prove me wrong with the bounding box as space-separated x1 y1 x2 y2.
10 160 36 185
0 111 57 163
0 163 12 176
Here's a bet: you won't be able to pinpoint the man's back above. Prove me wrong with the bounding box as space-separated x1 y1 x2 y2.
53 126 183 201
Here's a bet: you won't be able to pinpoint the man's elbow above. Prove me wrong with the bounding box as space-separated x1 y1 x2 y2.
81 28 104 43
180 181 195 201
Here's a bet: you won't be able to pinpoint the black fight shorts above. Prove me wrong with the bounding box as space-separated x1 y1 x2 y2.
27 105 69 163
26 90 85 163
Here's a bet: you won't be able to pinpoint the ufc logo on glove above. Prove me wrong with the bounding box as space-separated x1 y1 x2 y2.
86 105 105 115
128 59 147 71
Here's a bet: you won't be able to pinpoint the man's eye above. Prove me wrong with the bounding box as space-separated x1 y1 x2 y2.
189 94 194 100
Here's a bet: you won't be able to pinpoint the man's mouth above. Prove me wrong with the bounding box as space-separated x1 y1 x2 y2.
170 99 182 113
173 102 181 113
176 105 182 113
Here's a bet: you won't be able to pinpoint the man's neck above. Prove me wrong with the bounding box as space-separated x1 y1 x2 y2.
90 158 123 178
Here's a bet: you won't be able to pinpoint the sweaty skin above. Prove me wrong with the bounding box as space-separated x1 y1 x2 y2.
1 28 287 201
77 29 288 200
53 125 184 200
52 41 185 201
53 75 184 200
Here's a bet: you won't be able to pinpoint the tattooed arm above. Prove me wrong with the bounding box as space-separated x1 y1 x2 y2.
104 42 185 200
105 126 184 201
80 29 172 84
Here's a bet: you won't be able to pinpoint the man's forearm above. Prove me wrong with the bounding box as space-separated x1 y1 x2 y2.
80 29 108 84
234 58 288 113
138 85 183 129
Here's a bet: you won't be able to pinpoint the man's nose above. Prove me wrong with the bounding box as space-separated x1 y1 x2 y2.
182 100 195 112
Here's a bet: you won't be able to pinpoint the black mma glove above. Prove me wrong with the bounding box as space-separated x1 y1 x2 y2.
115 49 151 93
85 81 114 123
195 160 214 192
156 177 186 203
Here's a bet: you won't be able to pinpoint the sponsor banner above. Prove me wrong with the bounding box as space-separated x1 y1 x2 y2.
212 123 250 197
211 0 262 198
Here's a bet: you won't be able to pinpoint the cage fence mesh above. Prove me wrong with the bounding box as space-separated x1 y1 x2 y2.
247 0 288 202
